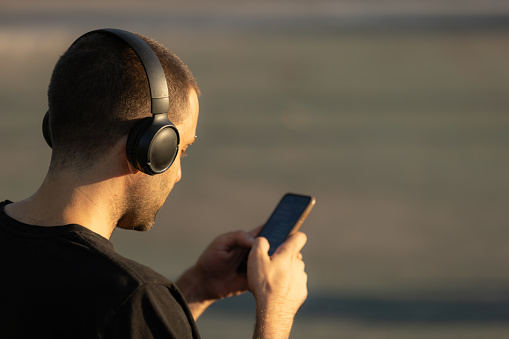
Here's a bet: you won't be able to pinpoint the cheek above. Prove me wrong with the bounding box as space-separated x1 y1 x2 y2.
173 156 182 182
163 156 181 185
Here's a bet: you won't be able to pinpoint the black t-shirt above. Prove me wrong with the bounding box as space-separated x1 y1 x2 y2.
0 200 201 339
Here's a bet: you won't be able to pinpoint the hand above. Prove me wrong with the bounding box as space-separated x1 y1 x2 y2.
176 227 261 319
248 232 308 338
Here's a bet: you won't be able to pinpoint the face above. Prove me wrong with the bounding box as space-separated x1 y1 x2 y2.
119 89 200 231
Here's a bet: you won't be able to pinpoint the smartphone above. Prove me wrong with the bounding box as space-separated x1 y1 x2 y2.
237 193 316 276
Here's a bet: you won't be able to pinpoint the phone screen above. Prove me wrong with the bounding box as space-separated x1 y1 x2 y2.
259 194 313 255
237 193 315 275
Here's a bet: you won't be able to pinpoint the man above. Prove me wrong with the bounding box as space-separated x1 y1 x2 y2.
0 29 307 338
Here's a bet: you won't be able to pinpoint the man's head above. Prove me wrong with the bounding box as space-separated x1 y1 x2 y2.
45 30 200 232
47 30 200 171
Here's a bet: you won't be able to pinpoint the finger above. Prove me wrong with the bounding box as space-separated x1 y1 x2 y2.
219 231 254 251
246 237 270 291
249 237 270 264
275 232 307 257
233 231 255 248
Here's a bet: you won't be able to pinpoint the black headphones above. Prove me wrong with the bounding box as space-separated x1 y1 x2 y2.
42 28 180 175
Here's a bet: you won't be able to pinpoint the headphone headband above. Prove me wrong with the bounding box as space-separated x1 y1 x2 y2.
43 28 181 175
78 28 170 115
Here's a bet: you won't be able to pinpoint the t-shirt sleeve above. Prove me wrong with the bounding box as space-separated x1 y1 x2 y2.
104 283 197 339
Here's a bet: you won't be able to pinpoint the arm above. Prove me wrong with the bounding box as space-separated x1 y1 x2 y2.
176 229 308 339
176 230 257 319
249 233 308 339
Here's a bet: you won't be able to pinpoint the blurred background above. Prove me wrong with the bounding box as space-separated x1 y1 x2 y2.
1 0 509 337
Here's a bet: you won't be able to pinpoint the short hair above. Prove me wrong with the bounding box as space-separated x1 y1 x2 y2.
47 31 200 169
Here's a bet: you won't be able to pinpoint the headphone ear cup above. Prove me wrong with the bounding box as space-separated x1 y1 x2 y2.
42 111 53 148
126 118 152 173
147 124 180 174
126 117 180 175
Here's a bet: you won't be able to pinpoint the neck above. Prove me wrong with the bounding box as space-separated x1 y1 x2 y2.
6 167 127 240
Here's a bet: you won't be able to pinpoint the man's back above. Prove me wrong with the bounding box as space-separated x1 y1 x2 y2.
0 200 199 339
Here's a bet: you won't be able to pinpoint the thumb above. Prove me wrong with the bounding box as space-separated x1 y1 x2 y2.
247 237 270 290
249 237 270 264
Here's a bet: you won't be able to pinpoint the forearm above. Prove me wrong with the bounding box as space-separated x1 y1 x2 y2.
248 234 308 339
253 304 294 339
176 267 215 320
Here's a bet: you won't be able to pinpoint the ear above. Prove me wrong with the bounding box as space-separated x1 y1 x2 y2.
116 136 139 175
127 161 140 175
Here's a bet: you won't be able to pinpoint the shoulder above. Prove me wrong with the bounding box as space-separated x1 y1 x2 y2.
0 208 200 338
94 253 200 339
73 231 200 338
104 283 199 339
72 226 170 286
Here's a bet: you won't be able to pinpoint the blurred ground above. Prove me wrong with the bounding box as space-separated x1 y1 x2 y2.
1 1 509 338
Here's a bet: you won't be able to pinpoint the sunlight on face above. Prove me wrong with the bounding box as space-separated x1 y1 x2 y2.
120 89 200 232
